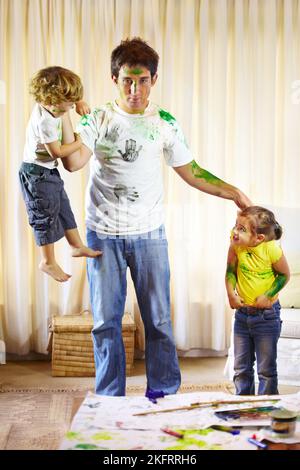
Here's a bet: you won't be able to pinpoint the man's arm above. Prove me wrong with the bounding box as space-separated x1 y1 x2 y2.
225 245 245 309
61 113 92 172
174 160 252 209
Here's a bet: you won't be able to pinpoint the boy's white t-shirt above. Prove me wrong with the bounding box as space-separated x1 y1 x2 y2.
77 101 193 236
23 103 62 169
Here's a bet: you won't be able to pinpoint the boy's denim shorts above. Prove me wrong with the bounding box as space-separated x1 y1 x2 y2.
19 162 77 246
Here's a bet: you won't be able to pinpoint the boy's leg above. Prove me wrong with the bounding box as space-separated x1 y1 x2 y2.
18 164 71 282
233 310 255 395
254 303 282 395
128 226 181 395
64 228 102 258
39 243 71 282
86 229 127 396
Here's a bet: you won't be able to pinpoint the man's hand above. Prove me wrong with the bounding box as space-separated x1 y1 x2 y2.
232 189 252 210
75 100 91 116
254 295 275 309
228 293 245 309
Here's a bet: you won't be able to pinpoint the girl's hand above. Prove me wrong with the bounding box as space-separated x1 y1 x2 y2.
228 293 245 309
75 100 91 116
254 295 274 309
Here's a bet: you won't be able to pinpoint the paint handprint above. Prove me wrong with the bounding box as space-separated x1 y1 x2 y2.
114 184 139 203
118 139 142 162
105 125 119 143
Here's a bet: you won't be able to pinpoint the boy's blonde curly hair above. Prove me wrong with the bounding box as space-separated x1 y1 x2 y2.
29 66 83 105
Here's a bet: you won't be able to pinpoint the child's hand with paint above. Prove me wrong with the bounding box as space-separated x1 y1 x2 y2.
228 292 245 309
75 100 91 116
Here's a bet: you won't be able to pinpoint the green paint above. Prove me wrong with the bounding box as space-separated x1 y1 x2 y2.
74 443 104 450
124 67 143 75
183 429 213 436
131 119 160 142
159 108 189 146
240 263 274 281
91 432 112 441
191 161 223 186
226 265 237 289
57 121 62 142
159 108 176 125
65 431 83 440
80 114 92 127
165 428 222 450
265 273 287 298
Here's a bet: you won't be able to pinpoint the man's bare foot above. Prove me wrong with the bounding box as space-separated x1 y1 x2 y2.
71 246 102 258
39 260 71 282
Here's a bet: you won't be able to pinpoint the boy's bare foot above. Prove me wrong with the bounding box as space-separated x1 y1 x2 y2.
39 260 71 282
71 246 102 258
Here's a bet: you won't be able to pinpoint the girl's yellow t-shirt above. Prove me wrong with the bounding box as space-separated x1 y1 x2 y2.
233 240 283 306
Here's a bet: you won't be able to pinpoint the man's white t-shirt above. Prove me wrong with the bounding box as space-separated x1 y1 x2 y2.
23 103 62 169
78 101 193 235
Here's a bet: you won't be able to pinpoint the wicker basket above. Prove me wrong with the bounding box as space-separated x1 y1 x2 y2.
51 312 135 377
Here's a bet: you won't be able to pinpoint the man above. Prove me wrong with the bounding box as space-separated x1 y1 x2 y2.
62 38 251 396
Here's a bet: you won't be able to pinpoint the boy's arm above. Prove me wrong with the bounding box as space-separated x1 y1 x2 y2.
255 254 290 308
60 113 92 172
225 245 245 309
174 160 252 210
75 100 91 116
44 133 82 160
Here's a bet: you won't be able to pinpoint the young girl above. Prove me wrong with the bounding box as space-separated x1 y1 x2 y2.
225 206 290 395
19 66 101 282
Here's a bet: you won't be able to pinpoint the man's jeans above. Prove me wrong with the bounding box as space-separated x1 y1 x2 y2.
233 301 282 395
86 225 181 396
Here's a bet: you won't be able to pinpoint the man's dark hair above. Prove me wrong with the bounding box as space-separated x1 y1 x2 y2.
111 37 159 78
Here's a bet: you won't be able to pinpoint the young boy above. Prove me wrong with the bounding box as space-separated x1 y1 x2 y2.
19 66 101 282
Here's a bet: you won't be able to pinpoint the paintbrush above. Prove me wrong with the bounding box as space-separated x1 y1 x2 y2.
133 397 280 417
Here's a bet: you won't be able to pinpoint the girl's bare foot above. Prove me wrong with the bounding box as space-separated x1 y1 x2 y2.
39 260 71 282
71 246 102 258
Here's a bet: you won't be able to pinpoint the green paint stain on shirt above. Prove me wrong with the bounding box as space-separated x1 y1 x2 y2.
80 114 92 127
131 119 160 142
159 108 176 125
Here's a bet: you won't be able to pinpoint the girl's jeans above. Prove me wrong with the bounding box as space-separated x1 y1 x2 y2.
233 301 282 395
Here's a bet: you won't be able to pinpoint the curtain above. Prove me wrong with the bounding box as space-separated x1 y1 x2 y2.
0 0 299 355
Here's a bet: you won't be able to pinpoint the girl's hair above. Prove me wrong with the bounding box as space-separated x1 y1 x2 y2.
111 37 159 78
29 66 83 105
239 206 283 241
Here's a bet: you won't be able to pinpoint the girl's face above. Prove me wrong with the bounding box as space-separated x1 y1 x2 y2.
232 215 263 247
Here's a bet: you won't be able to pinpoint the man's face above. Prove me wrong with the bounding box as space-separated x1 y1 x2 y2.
113 65 157 114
